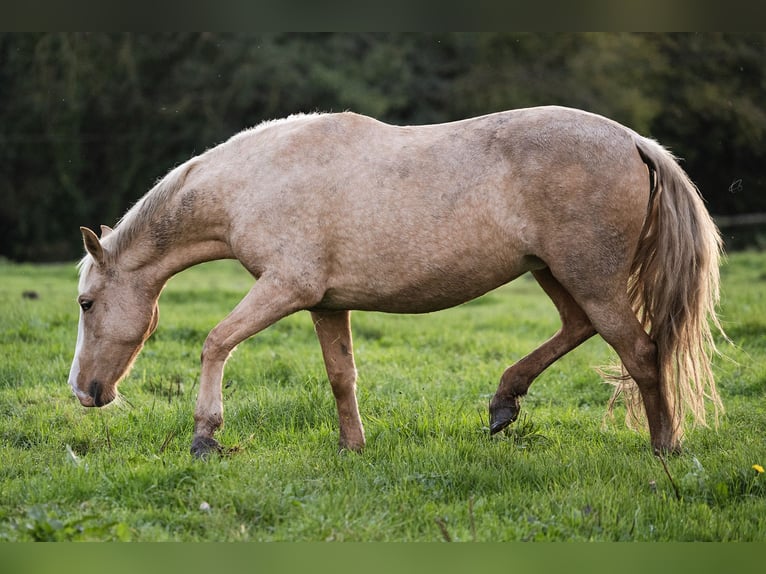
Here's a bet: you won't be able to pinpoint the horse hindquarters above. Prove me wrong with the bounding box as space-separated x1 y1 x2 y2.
581 136 724 454
488 129 721 453
522 136 722 454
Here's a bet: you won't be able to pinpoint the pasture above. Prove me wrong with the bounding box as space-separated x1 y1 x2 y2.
0 252 764 541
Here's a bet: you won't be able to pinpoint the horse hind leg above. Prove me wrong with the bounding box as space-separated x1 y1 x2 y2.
489 268 596 434
577 296 679 454
311 309 365 452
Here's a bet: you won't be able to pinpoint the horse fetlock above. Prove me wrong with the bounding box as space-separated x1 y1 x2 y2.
489 395 521 435
193 409 222 434
649 422 682 457
338 437 365 454
338 427 365 453
652 435 682 457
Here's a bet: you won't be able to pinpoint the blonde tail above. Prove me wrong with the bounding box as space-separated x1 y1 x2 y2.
611 136 725 440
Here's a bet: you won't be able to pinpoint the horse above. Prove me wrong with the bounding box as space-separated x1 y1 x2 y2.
68 106 724 457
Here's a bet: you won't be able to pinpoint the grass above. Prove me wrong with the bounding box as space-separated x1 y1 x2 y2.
0 252 764 541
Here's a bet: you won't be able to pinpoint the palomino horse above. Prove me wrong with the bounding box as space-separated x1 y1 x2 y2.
69 106 724 457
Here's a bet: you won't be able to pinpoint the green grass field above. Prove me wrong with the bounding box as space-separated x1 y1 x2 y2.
0 252 764 541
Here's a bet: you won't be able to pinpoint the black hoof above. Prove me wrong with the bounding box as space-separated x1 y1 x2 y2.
489 401 520 435
190 435 223 459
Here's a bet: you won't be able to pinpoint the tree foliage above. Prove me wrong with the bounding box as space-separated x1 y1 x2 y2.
1 33 763 261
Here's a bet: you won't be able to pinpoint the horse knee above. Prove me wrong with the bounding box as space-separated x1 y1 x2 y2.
201 330 232 364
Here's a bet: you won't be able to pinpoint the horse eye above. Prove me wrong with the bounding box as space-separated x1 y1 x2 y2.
80 300 93 312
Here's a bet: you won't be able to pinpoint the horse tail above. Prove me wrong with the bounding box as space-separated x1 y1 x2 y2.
613 135 725 439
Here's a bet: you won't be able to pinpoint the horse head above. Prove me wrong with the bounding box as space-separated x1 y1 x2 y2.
68 226 159 407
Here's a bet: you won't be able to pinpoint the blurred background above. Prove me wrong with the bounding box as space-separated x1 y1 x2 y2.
1 32 764 262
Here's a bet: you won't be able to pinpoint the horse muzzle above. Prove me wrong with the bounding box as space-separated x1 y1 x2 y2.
87 379 116 407
69 376 115 408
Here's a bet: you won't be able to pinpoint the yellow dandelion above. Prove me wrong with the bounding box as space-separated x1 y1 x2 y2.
753 464 764 474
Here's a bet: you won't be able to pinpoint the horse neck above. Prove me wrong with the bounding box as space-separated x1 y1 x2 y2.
113 192 234 295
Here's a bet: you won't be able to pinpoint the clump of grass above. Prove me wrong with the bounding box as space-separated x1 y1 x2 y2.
2 504 132 542
492 413 550 450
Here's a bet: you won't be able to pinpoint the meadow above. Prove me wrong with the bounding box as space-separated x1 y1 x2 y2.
0 252 764 541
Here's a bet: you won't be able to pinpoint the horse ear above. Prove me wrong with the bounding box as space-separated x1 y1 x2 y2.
100 225 113 238
80 226 105 265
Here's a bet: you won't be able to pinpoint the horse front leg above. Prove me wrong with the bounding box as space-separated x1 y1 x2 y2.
311 310 365 452
191 348 227 457
191 276 318 458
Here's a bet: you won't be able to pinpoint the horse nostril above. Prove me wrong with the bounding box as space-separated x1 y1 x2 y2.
89 380 103 407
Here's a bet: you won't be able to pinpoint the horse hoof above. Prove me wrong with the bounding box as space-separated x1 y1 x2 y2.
338 440 365 454
190 435 223 459
653 442 682 457
489 402 519 435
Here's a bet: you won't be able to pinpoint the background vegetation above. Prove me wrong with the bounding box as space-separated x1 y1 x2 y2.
0 253 763 541
1 32 765 261
0 32 763 548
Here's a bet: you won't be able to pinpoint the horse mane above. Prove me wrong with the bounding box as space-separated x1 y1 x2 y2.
252 111 324 131
104 157 200 261
228 112 325 144
114 114 320 242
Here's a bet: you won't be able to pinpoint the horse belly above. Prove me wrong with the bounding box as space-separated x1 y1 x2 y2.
316 249 542 314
